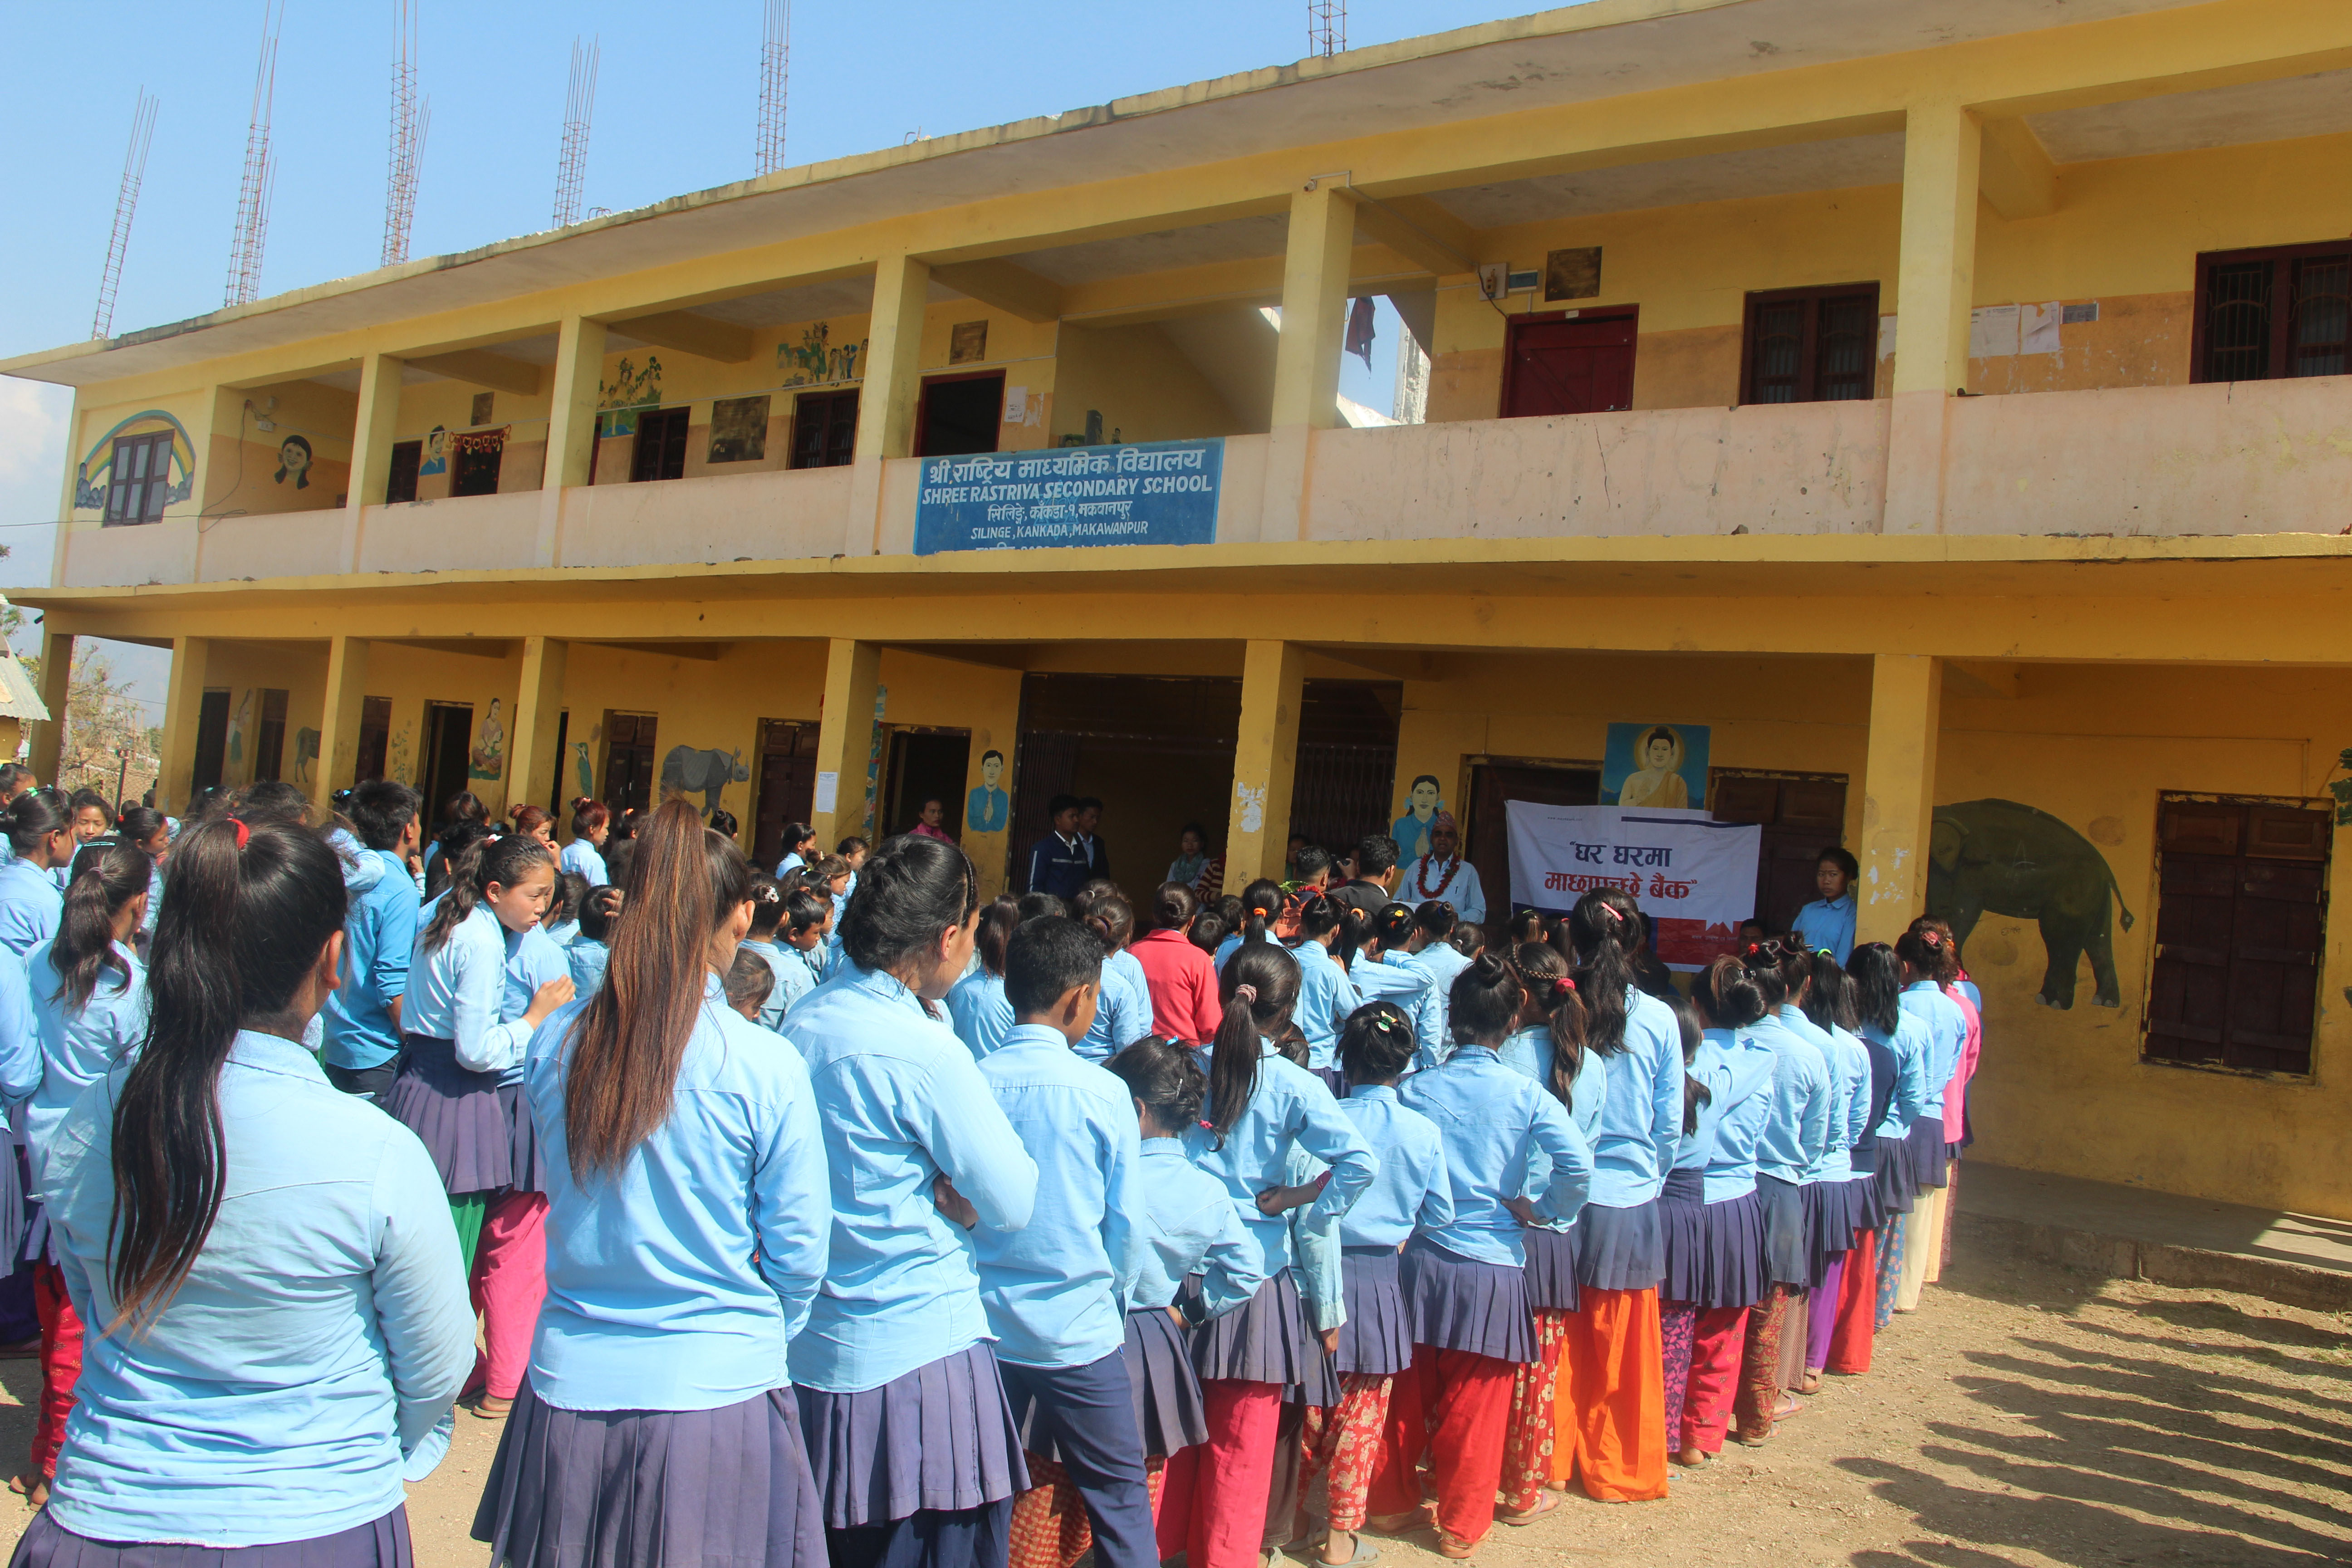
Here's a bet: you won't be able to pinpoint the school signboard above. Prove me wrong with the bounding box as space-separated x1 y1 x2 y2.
912 438 1223 555
1504 802 1762 970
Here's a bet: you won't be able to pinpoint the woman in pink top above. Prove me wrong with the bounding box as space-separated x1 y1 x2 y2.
908 797 957 844
1130 883 1224 1044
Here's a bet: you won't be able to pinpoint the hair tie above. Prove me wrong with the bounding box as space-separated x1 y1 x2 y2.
1816 947 1835 959
227 817 250 850
1234 984 1258 1005
1553 976 1576 996
1923 931 1942 948
1598 904 1621 924
1250 904 1270 918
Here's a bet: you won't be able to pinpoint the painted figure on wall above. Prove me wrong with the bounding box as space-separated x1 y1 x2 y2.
418 426 449 477
660 745 750 816
274 433 314 489
967 748 1009 833
1392 774 1443 862
573 740 593 802
597 356 665 438
1927 798 2137 1009
71 411 195 514
225 690 253 767
1604 722 1710 810
470 698 506 780
387 721 415 784
294 727 320 784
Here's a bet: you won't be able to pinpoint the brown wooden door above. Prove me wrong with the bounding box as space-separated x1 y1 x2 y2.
1467 762 1602 921
1502 312 1637 418
752 719 820 869
602 712 660 813
2146 796 2328 1074
630 407 691 481
1710 770 1850 933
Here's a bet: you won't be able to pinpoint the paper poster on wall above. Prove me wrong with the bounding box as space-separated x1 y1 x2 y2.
813 771 839 814
913 438 1223 555
1506 802 1760 969
1602 722 1710 809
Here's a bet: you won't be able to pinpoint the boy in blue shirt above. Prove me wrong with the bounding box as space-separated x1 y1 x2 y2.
322 779 422 1101
975 917 1153 1568
1791 847 1859 964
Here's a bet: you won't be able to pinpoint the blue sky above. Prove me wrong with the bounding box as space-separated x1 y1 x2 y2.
0 1 1553 709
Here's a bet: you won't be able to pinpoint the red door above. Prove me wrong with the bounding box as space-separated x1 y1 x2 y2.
1502 312 1637 417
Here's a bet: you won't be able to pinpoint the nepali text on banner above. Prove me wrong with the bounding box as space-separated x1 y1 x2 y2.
912 438 1223 555
1504 802 1763 971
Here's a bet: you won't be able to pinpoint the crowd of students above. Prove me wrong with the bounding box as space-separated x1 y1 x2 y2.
0 774 1983 1568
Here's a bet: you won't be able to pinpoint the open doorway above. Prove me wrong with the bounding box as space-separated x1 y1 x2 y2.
1466 759 1602 919
883 728 973 841
419 702 475 828
192 690 230 795
916 372 1004 457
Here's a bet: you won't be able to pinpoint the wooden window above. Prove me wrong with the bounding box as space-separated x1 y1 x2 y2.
1742 284 1880 405
253 688 289 783
2194 241 2352 384
789 391 859 470
355 696 393 784
1710 770 1851 931
2144 794 2329 1076
602 712 660 813
630 407 691 482
384 441 421 504
104 431 174 524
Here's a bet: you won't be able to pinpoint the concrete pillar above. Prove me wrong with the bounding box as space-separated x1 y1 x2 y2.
810 638 882 852
534 316 608 567
1259 184 1357 542
845 255 931 556
155 636 211 815
340 352 405 569
1225 639 1305 887
309 636 370 813
506 637 569 827
1857 654 1943 945
1883 101 1982 536
25 631 73 789
956 666 1025 899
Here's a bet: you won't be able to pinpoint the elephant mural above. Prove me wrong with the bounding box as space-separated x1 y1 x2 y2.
660 745 750 816
1927 799 2135 1010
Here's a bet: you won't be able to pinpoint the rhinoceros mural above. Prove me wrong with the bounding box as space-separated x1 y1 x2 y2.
660 745 750 816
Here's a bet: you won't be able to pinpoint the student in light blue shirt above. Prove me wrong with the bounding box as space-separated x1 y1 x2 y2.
972 918 1155 1568
477 799 830 1565
565 885 620 998
0 789 75 958
780 833 1040 1562
1685 968 1779 1202
22 848 151 1193
1103 1039 1264 1322
737 876 801 1032
1560 891 1684 1249
1071 889 1154 1064
115 806 170 960
322 781 422 1102
36 814 472 1556
559 799 610 887
1853 946 1931 1147
1742 941 1833 1316
949 897 1020 1060
1282 893 1361 1085
1401 901 1475 1069
1790 848 1859 964
1345 905 1444 1068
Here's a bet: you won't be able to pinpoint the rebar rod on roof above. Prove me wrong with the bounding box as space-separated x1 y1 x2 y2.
93 90 157 340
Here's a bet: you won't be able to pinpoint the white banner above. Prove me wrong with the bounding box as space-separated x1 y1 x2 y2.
1504 803 1762 970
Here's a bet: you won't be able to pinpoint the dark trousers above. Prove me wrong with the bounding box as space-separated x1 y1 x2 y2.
324 1061 398 1102
997 1352 1156 1568
829 1499 1013 1568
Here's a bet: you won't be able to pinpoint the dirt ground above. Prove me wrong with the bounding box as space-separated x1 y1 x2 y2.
0 1241 2340 1567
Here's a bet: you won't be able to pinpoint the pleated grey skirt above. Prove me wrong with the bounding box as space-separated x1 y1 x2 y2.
1124 1307 1208 1458
1186 1269 1317 1387
1659 1172 1768 1311
473 1380 822 1568
1802 1176 1866 1286
1755 1174 1811 1288
1570 1197 1665 1292
1520 1224 1579 1313
795 1343 1029 1531
1335 1247 1414 1377
0 1143 25 1275
15 1508 412 1568
1906 1118 1951 1191
1849 1170 1887 1238
1400 1238 1536 1365
499 1082 547 1197
382 1034 509 1196
1874 1126 1923 1215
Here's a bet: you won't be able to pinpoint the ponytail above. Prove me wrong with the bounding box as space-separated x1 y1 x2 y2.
1334 905 1367 972
111 817 345 1327
1566 887 1639 1057
1664 992 1708 1135
1206 942 1300 1148
1694 953 1768 1029
973 895 1020 977
1107 1036 1207 1135
2 788 68 861
1237 878 1281 946
1847 943 1904 1035
1075 888 1134 954
1900 916 1961 985
51 842 147 1011
1512 941 1589 1110
1447 951 1522 1047
422 833 553 953
1411 899 1457 944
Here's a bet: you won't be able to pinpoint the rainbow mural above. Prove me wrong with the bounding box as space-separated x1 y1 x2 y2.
71 410 196 513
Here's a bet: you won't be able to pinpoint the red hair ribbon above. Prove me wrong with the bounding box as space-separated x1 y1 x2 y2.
1554 976 1577 996
226 816 250 850
1922 930 1942 948
1250 906 1271 918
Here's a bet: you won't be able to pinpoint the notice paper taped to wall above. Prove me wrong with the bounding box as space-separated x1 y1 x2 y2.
1505 803 1761 970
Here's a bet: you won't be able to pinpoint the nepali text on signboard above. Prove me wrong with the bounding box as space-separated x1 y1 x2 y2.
1504 802 1763 970
912 439 1222 555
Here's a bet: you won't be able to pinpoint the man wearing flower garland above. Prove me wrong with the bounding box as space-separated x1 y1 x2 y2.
1396 811 1486 925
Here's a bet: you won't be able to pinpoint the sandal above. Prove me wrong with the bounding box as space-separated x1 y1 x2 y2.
1364 1508 1431 1536
1798 1370 1823 1395
1436 1530 1478 1559
470 1393 514 1420
1317 1530 1381 1566
1773 1393 1803 1421
1671 1446 1710 1468
1494 1494 1559 1526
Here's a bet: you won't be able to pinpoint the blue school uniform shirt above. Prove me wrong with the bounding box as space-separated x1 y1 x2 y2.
1791 895 1857 964
1400 1045 1589 1267
1866 1012 1933 1141
1281 1140 1347 1332
1688 1026 1781 1201
23 940 147 1194
1285 940 1360 1073
0 950 42 1115
567 937 610 998
1348 954 1443 1065
739 938 803 1033
404 905 536 1075
773 942 826 1019
0 858 64 957
1901 980 1968 1119
1077 949 1153 1064
41 1029 473 1548
783 962 1040 1394
1806 1020 1874 1183
559 838 608 888
971 1025 1145 1369
1126 1140 1264 1318
1403 942 1474 1068
323 848 419 1074
1495 1024 1603 1238
525 976 829 1411
1751 1010 1832 1186
1327 1087 1451 1248
139 854 162 939
947 968 1016 1060
501 923 572 1084
1181 1037 1375 1282
1585 987 1684 1210
1213 933 1244 972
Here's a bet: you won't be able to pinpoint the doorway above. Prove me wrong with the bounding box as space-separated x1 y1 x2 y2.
631 407 691 481
192 689 231 795
916 372 1004 458
752 718 820 869
1501 310 1637 418
883 728 973 842
419 702 474 826
1466 760 1603 919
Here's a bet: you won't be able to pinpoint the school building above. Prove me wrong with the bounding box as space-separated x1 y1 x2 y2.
5 0 2350 1216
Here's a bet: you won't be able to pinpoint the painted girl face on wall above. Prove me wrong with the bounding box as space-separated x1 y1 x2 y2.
1410 778 1440 816
274 433 314 489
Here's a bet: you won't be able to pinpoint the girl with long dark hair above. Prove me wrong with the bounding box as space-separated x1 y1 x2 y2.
1343 904 1443 1060
1368 953 1587 1557
949 894 1022 1060
1072 887 1154 1062
116 806 168 961
0 789 75 956
1892 921 1969 1313
1280 892 1360 1093
1796 954 1875 1392
1397 899 1470 1065
1821 943 1913 1376
560 798 610 887
1849 942 1931 1338
422 790 490 898
1165 941 1372 1568
29 815 472 1562
1549 887 1684 1502
471 798 829 1567
780 833 1041 1568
